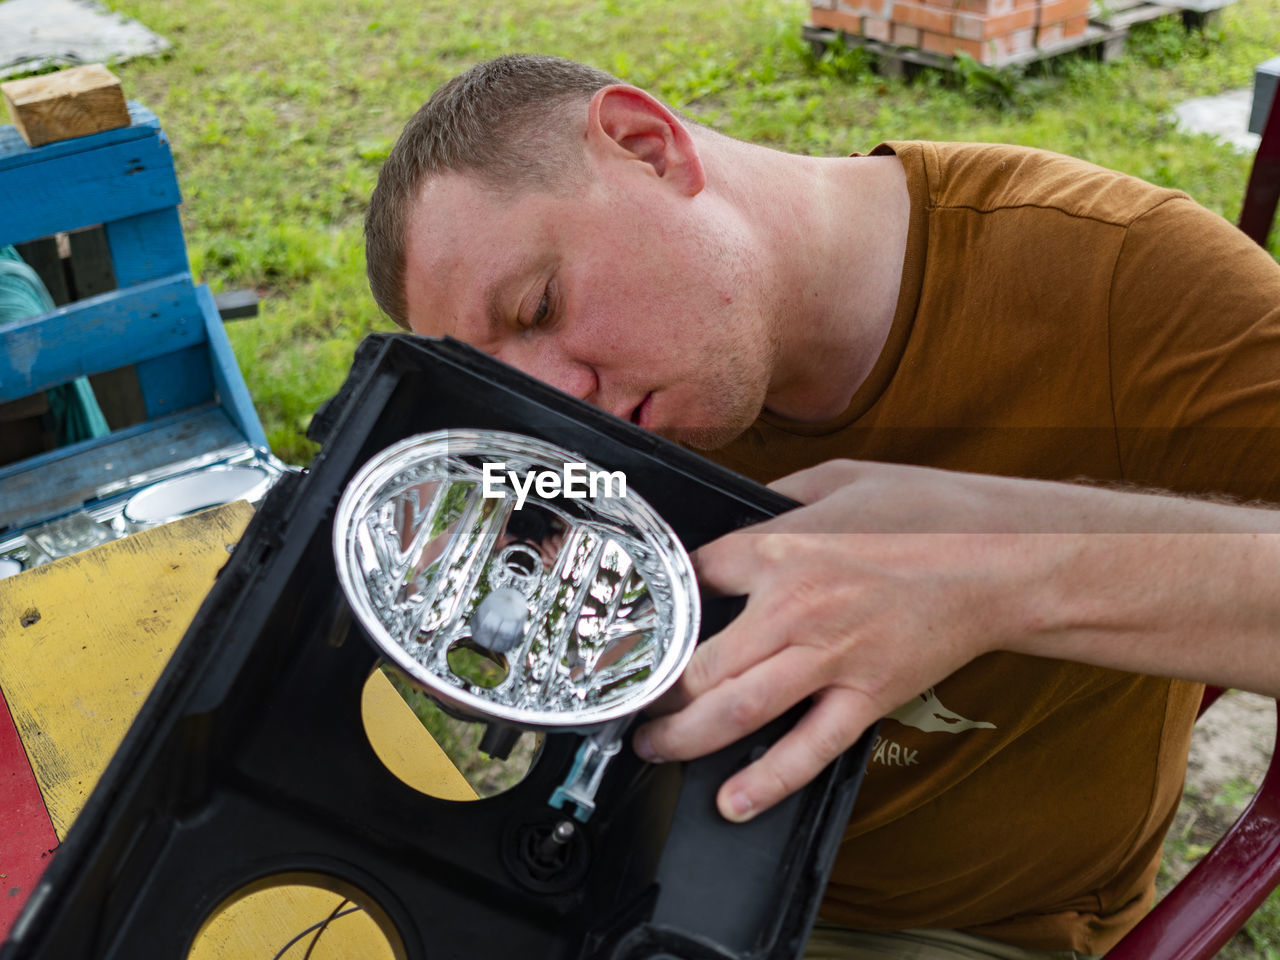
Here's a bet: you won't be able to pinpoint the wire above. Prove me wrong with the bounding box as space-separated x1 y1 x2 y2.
301 899 351 960
268 900 363 960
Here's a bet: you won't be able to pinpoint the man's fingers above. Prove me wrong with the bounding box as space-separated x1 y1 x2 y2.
715 686 877 822
690 530 757 598
643 591 788 719
675 601 796 704
633 645 821 764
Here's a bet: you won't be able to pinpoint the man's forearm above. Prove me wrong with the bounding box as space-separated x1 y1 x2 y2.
1016 522 1280 699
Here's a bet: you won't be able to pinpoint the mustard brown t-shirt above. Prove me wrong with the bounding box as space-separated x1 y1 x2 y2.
706 141 1280 953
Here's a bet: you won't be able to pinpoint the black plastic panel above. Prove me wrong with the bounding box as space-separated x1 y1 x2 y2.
0 335 875 960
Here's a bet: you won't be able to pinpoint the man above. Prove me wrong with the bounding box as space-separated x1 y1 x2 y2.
365 54 1280 958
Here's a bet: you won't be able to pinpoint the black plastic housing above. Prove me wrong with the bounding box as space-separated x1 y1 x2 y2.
0 335 875 960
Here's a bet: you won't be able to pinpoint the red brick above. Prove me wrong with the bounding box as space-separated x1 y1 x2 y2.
951 5 1037 39
1036 14 1085 46
838 0 895 16
810 6 863 31
863 15 893 40
1038 0 1089 22
920 30 953 54
954 0 1015 13
892 21 922 44
1037 19 1065 45
892 1 953 33
949 25 1034 62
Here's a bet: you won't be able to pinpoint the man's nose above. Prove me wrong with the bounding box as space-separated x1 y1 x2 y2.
504 342 598 404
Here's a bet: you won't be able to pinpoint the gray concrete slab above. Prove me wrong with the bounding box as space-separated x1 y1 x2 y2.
0 0 168 80
1171 87 1261 154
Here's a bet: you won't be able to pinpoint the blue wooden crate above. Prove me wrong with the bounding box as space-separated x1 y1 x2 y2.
0 103 269 532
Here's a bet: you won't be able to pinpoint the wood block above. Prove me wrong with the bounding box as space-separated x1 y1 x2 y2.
1 64 131 148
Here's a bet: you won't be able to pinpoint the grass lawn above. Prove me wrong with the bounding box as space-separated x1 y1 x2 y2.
104 0 1280 464
98 0 1280 954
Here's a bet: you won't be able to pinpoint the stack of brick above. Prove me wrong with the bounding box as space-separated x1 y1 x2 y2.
810 0 1090 66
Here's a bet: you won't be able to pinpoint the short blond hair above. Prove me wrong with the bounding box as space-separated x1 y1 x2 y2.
364 54 621 328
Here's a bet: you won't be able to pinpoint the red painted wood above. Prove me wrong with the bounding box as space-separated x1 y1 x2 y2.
1239 85 1280 248
1198 684 1226 719
1109 701 1280 960
0 685 58 940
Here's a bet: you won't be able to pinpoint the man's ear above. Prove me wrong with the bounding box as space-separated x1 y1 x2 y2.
586 85 705 196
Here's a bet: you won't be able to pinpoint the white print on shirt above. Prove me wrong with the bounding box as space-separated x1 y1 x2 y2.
871 735 919 767
887 687 997 734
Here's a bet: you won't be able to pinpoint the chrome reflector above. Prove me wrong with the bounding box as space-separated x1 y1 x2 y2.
333 431 700 731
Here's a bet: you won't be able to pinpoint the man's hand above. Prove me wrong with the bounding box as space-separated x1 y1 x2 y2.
632 460 1052 823
631 459 1280 822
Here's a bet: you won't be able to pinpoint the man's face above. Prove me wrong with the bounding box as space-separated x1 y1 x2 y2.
400 164 777 450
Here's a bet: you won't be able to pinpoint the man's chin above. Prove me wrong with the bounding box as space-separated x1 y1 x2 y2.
662 422 749 452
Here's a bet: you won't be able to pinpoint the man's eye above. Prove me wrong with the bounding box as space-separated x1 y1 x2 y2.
530 287 551 328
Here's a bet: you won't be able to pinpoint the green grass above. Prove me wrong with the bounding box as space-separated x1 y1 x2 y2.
85 0 1280 947
380 666 539 798
100 0 1280 463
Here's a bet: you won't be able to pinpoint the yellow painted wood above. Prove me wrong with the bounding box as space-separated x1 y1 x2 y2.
0 502 255 838
0 64 131 146
0 500 475 959
361 669 478 802
188 884 400 960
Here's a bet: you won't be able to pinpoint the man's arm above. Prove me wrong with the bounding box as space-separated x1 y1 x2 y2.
632 459 1280 822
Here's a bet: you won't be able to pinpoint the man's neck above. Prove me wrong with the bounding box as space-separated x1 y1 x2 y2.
722 143 910 423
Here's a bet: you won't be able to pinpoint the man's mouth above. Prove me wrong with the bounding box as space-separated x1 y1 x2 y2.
630 393 653 429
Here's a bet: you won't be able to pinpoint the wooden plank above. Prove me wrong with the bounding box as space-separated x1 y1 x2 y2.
12 237 70 306
0 501 469 955
1090 0 1148 15
133 342 216 421
213 289 258 322
1100 2 1178 28
86 366 146 432
103 207 189 288
0 685 59 939
805 17 1132 71
0 65 130 148
0 101 157 170
0 502 256 837
1146 0 1233 12
0 407 243 532
0 126 180 250
198 285 269 449
66 226 116 300
0 273 204 404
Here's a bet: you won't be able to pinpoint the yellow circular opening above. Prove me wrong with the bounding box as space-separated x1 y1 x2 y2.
361 665 540 800
187 872 404 960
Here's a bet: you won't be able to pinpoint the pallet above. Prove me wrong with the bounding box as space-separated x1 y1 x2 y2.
1094 0 1231 31
803 0 1233 76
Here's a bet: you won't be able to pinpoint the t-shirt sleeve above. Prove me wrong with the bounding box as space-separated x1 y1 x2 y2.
1108 196 1280 501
